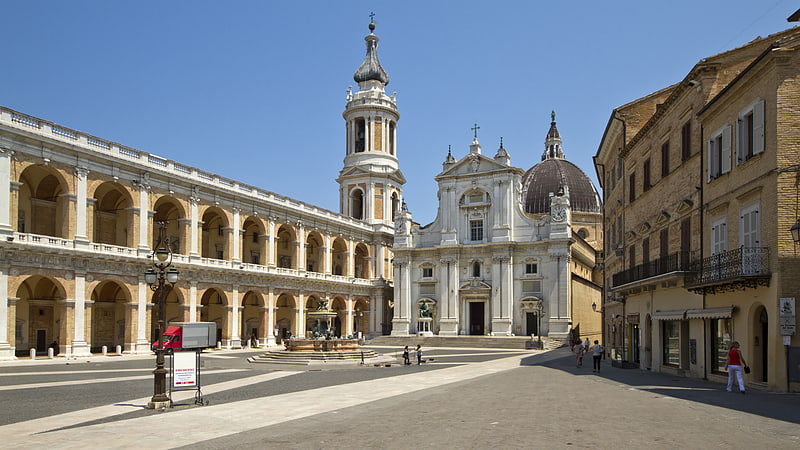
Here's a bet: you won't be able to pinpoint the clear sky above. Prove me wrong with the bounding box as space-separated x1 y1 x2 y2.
1 1 796 224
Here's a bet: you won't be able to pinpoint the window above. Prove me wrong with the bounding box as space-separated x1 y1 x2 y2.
737 100 764 164
660 228 669 258
681 121 691 162
642 237 650 265
351 189 364 220
251 252 260 264
422 266 433 278
470 219 484 241
661 140 670 177
472 261 481 278
708 125 731 181
525 263 538 274
610 165 616 190
739 203 760 248
617 157 623 180
252 232 259 243
354 118 366 152
711 217 727 255
629 173 636 203
218 225 224 236
711 318 732 373
663 321 680 366
629 245 635 270
577 229 588 239
643 159 651 191
617 216 623 245
389 121 396 155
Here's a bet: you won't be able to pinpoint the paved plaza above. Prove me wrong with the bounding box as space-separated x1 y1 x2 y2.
0 346 798 449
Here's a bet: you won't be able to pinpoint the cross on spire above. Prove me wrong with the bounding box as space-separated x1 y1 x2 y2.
471 123 480 139
369 12 375 22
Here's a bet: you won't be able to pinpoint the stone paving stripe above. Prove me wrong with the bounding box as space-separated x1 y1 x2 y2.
0 353 525 448
0 369 246 391
0 368 151 377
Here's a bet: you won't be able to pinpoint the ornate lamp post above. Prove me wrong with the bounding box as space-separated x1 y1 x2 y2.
535 300 544 348
145 221 179 409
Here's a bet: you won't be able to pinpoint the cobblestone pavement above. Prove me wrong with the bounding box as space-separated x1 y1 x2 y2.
1 347 798 449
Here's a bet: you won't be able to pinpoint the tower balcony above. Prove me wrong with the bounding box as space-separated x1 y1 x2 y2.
685 247 770 295
611 251 695 294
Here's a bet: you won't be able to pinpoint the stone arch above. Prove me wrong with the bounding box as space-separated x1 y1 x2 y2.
353 298 370 335
354 243 370 279
331 237 348 275
149 283 185 342
241 216 265 265
90 280 131 352
14 275 67 356
200 288 228 344
275 224 297 269
750 304 769 384
460 187 491 205
349 187 364 220
18 164 70 237
275 292 296 341
305 231 324 272
330 296 347 337
391 191 400 221
92 181 134 247
152 196 186 254
201 206 230 260
241 290 264 344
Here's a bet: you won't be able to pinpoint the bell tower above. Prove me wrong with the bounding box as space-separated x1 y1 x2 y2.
337 18 405 228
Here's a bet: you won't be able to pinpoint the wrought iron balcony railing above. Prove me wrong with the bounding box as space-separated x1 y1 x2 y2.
612 251 694 288
685 247 770 291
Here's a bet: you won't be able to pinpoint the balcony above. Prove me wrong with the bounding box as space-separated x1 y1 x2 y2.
612 251 694 291
685 247 770 294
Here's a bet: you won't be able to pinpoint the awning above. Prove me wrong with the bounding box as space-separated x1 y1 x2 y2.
652 310 686 321
686 306 734 320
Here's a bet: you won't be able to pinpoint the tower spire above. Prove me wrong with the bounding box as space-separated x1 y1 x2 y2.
353 14 390 87
542 110 565 161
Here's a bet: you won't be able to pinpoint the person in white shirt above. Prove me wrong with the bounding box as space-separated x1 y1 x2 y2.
589 340 604 372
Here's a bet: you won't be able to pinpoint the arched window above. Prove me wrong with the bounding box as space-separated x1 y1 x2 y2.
355 118 366 153
351 189 364 220
391 192 399 221
389 121 396 155
472 261 481 278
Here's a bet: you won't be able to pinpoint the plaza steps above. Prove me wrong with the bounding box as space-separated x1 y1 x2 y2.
248 348 397 366
364 335 566 350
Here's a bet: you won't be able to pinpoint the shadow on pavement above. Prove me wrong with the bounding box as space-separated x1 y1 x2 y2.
520 349 800 425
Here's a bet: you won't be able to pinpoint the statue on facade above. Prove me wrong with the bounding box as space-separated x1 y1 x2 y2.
316 298 329 311
419 300 432 318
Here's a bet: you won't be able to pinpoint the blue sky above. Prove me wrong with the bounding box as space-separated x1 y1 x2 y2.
1 1 796 224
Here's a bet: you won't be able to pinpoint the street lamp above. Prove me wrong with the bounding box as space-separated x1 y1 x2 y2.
146 221 179 410
790 218 800 244
535 300 544 348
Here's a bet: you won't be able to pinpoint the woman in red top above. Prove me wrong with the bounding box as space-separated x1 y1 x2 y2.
726 341 748 394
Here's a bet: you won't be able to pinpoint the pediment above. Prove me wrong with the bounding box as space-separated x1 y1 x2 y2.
439 153 508 177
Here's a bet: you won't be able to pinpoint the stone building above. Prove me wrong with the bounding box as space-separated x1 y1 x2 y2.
0 20 399 360
594 25 800 391
392 114 603 341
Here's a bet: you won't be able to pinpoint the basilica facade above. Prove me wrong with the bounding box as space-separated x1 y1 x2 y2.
392 115 603 340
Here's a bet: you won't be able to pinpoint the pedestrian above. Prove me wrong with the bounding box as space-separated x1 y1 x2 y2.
589 340 604 372
416 344 422 365
572 339 584 368
584 337 590 350
403 345 411 365
49 340 59 356
726 341 748 394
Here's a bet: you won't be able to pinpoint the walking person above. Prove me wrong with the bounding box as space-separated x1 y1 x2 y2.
726 341 748 394
416 344 422 365
572 339 584 368
584 337 590 350
403 345 411 365
589 340 604 372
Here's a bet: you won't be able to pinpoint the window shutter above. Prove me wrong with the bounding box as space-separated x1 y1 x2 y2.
736 117 744 164
708 139 717 181
753 100 765 155
721 125 732 174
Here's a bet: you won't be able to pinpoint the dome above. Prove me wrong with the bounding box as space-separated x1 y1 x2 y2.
521 112 601 215
522 159 601 215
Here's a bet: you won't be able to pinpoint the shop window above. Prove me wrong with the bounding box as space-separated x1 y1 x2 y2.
711 318 732 374
662 321 680 367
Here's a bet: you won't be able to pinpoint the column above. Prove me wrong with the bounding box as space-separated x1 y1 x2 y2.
297 222 306 271
370 294 382 338
231 207 241 263
297 291 306 338
439 257 459 335
323 235 332 274
365 182 374 222
135 276 151 353
347 238 356 277
345 296 354 337
71 271 92 356
267 218 276 266
0 148 14 238
266 287 276 346
391 259 411 335
189 191 200 258
376 244 385 280
74 167 90 246
137 184 150 253
0 265 13 360
229 285 241 348
189 281 198 321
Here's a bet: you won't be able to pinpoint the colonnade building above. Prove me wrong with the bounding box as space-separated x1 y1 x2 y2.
0 21 401 359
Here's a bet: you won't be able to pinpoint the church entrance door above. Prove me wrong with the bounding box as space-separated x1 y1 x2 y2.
469 302 484 335
526 312 538 336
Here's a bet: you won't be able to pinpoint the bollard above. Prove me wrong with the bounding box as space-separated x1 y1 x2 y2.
116 345 122 355
217 341 222 350
30 348 36 359
48 348 54 359
102 345 108 356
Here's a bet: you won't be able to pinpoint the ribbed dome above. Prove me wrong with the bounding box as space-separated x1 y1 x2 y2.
522 159 601 215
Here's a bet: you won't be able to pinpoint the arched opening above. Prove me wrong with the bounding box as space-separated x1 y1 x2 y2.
275 293 295 342
354 243 370 279
331 297 346 337
353 298 369 335
391 192 399 221
752 306 769 383
241 216 264 265
472 261 481 278
388 121 396 155
150 284 183 343
306 232 323 272
18 165 68 237
200 289 227 345
93 182 133 247
90 281 130 352
354 118 366 153
15 276 66 356
241 291 263 346
350 189 364 220
331 238 347 275
275 225 296 269
201 207 229 260
152 197 185 254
